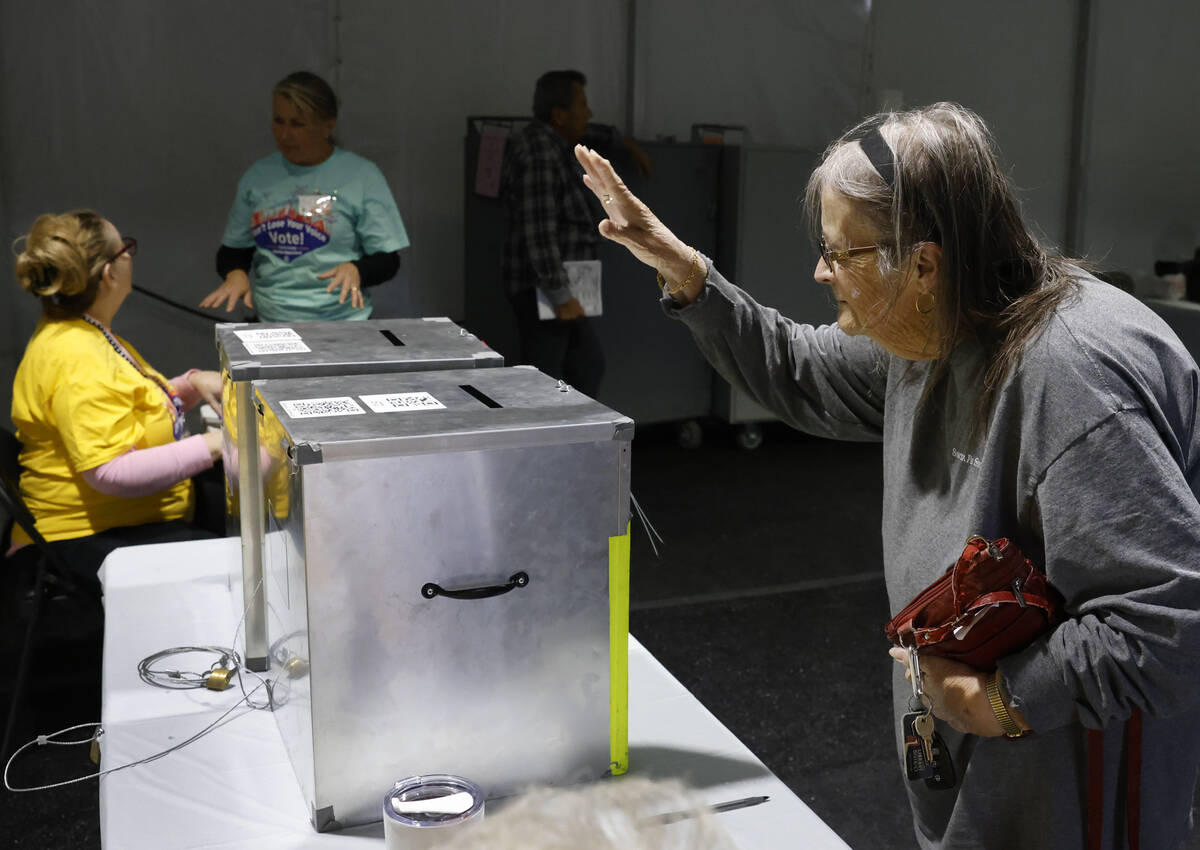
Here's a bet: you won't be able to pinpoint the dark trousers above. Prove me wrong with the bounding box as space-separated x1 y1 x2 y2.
508 288 606 399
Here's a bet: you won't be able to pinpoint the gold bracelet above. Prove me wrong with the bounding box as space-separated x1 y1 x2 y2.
656 248 701 296
987 670 1031 739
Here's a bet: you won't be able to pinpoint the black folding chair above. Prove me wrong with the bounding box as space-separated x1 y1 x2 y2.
0 426 104 761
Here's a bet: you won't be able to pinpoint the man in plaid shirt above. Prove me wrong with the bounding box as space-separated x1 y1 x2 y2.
501 70 649 399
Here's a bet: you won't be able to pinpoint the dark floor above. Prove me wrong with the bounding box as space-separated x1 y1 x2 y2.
2 421 1198 848
0 591 102 848
627 421 911 849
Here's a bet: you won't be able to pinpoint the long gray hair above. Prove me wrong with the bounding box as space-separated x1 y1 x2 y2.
805 102 1080 435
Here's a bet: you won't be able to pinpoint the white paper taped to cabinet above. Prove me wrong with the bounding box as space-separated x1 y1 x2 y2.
360 392 446 413
243 339 312 355
279 397 365 418
233 328 302 342
235 327 311 355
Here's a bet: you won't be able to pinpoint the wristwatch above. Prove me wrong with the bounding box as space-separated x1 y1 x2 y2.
987 670 1032 739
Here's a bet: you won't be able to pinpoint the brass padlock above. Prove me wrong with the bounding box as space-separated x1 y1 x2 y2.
205 668 234 691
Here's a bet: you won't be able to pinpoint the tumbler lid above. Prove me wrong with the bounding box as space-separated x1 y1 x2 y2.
383 774 485 828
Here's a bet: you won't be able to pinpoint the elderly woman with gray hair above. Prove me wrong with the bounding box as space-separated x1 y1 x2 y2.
576 103 1200 849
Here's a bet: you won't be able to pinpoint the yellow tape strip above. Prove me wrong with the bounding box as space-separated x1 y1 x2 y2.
609 522 631 776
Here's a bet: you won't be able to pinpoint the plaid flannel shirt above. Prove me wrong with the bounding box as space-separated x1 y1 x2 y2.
501 120 606 305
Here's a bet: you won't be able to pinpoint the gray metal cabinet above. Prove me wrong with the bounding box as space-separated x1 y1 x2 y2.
464 127 717 424
464 125 830 443
713 145 827 437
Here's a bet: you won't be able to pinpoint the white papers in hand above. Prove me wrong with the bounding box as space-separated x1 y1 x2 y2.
537 260 602 320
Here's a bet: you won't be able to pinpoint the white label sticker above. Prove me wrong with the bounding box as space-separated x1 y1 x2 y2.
359 392 446 413
280 397 365 419
242 340 312 355
296 194 336 218
234 328 302 342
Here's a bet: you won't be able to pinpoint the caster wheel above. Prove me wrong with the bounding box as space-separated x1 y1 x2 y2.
675 419 703 450
735 423 763 451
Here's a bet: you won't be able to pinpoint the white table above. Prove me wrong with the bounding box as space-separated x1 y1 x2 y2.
97 538 849 849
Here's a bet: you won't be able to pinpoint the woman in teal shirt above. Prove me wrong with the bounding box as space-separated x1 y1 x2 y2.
201 71 409 322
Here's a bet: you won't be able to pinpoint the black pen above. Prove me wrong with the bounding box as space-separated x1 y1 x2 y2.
652 794 771 825
711 794 770 815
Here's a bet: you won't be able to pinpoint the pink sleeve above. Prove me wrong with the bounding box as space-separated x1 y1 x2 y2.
82 435 214 498
169 370 202 410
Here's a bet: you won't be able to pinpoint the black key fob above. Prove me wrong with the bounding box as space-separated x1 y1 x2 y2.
923 731 957 790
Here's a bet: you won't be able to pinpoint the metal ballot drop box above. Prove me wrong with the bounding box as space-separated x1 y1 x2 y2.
253 367 633 830
215 319 503 671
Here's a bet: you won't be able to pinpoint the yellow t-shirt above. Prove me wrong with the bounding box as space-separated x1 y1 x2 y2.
10 318 193 544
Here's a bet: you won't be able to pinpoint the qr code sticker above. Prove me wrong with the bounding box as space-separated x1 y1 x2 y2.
234 328 302 342
242 340 312 355
359 392 446 413
279 397 365 419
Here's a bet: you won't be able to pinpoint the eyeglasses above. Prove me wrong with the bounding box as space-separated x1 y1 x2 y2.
819 235 877 271
110 237 138 263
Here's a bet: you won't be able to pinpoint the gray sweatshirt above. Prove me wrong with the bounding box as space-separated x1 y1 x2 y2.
667 261 1200 849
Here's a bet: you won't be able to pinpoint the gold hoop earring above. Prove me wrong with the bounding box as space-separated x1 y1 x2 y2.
915 290 935 314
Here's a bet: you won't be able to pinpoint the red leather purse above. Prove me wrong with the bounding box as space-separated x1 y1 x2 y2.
887 536 1142 848
884 535 1063 671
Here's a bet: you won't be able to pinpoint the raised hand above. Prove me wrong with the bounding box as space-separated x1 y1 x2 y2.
574 145 704 303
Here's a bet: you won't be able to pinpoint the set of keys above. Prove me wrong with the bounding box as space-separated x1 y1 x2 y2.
901 646 956 790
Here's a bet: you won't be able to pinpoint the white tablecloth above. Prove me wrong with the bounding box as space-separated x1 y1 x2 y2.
96 538 849 849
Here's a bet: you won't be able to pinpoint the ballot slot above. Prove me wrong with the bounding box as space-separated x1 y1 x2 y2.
379 329 405 346
459 384 502 408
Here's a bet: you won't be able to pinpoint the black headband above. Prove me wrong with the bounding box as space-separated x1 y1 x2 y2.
859 127 895 189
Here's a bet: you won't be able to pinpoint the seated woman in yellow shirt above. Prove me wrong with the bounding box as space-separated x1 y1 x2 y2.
10 210 224 585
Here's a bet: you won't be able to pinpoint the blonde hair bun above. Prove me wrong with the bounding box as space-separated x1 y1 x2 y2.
12 210 109 318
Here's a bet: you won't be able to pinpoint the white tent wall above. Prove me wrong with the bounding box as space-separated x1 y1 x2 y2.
0 0 867 422
630 0 869 147
4 1 1199 425
1082 0 1200 284
0 1 335 421
334 0 631 319
866 0 1078 249
866 0 1200 292
0 0 631 421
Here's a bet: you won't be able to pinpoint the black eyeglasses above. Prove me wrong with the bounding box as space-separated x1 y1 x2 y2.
819 235 877 271
110 237 138 263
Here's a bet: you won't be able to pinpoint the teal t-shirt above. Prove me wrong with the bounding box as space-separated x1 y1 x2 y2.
220 148 409 322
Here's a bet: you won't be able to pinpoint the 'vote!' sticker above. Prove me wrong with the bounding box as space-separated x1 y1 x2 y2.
252 207 331 262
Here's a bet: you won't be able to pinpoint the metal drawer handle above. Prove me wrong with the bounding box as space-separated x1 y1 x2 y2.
421 571 529 600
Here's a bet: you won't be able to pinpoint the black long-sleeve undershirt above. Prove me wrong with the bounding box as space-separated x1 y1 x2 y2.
214 245 400 288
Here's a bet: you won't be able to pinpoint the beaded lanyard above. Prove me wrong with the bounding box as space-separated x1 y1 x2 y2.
80 314 185 440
